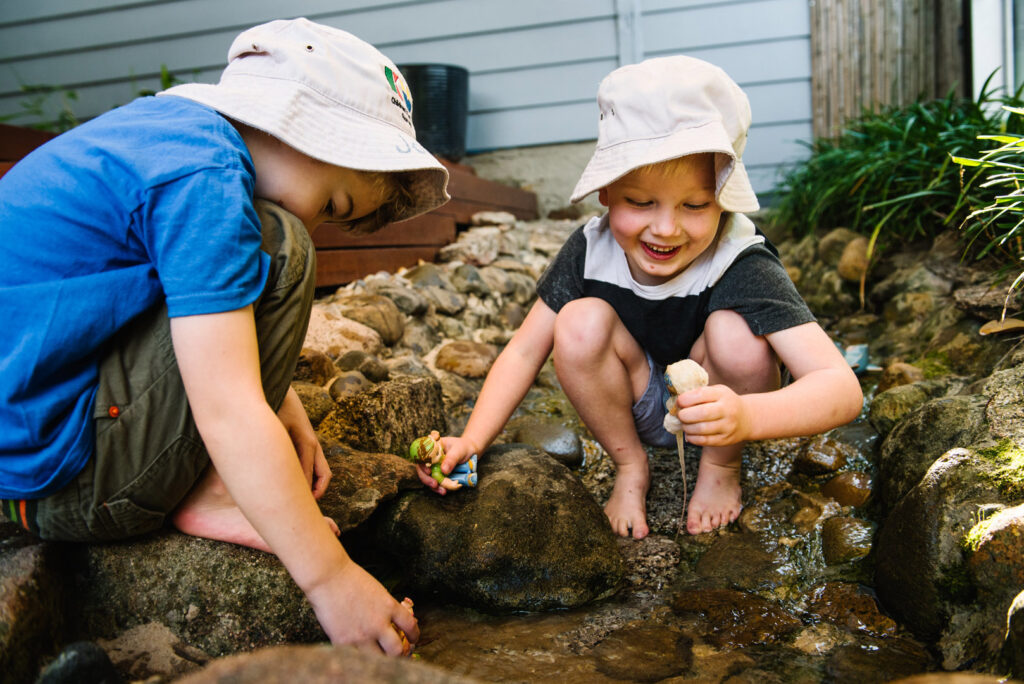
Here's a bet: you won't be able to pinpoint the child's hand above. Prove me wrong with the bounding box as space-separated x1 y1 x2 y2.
674 384 752 447
414 435 477 495
277 386 331 499
305 559 419 656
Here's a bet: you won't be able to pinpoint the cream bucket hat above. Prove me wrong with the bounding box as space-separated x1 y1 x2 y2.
160 17 449 222
571 55 759 213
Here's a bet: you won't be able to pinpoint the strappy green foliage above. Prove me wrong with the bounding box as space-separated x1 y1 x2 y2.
775 84 1024 270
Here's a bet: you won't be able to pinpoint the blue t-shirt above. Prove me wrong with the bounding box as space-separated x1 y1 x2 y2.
0 95 270 498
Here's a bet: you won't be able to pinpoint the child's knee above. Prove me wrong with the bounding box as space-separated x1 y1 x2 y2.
255 199 316 294
700 310 778 386
553 298 618 356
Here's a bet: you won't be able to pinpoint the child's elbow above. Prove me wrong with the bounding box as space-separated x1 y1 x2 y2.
839 375 864 423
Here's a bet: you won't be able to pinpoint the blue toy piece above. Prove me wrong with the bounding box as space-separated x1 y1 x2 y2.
451 453 478 474
835 342 870 375
449 471 477 487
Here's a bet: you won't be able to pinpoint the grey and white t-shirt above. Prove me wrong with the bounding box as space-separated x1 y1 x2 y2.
535 212 814 366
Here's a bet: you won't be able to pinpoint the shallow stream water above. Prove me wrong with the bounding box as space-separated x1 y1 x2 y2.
355 367 937 683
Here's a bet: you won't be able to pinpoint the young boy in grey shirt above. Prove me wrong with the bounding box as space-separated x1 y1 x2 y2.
418 56 862 539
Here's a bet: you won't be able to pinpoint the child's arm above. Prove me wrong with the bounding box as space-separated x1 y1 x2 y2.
277 385 332 499
676 322 863 445
170 306 416 654
416 299 558 493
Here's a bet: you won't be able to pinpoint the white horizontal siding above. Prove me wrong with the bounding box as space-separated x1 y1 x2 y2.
0 0 811 195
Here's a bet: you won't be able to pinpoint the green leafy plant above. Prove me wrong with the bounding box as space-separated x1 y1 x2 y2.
775 86 1024 253
952 106 1024 317
0 83 80 133
1 65 188 133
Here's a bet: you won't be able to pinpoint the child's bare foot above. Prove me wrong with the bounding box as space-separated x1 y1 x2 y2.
685 458 742 535
172 466 339 552
604 460 650 539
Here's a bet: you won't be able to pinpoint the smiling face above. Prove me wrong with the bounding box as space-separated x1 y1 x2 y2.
246 130 391 232
598 153 724 286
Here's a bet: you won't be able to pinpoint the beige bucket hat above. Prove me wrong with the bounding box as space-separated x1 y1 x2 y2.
159 17 449 222
571 55 759 213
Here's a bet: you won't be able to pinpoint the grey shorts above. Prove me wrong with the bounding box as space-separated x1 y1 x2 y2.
24 200 316 542
632 353 678 449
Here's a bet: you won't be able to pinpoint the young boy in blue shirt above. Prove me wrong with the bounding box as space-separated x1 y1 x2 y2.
419 56 862 539
0 18 448 655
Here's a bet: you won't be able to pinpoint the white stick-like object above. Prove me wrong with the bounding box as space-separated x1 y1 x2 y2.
662 359 709 523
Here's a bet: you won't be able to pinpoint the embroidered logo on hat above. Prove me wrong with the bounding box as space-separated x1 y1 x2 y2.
385 66 413 114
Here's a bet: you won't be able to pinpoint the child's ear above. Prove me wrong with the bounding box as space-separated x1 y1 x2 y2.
598 187 609 206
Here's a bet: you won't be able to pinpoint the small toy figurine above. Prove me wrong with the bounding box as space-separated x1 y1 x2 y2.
407 430 478 490
392 597 415 656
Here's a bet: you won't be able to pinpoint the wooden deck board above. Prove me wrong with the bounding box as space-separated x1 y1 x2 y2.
0 122 539 288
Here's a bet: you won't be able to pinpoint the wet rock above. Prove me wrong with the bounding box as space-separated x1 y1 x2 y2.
794 434 852 475
335 350 389 383
97 622 210 681
821 471 872 507
694 533 789 590
317 375 448 455
869 380 950 438
434 340 498 378
291 382 335 428
787 490 839 533
876 361 927 394
374 444 624 612
617 535 681 593
876 393 989 507
806 582 898 636
966 503 1024 599
294 348 337 386
670 588 801 647
825 637 932 684
1003 590 1024 678
75 445 420 658
821 516 875 565
508 417 583 468
176 643 480 683
36 641 123 684
0 529 65 683
78 532 320 657
891 674 1015 684
317 442 422 531
875 448 1008 644
331 293 405 346
837 236 869 282
303 303 383 357
791 621 853 655
327 370 370 402
591 624 692 682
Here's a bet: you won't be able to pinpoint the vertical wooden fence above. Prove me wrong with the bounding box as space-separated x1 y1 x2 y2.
810 0 968 139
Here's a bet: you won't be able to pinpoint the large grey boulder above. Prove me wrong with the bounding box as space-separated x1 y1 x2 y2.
73 445 422 657
375 444 624 612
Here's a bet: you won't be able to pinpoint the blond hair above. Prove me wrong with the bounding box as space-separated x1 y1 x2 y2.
344 170 419 235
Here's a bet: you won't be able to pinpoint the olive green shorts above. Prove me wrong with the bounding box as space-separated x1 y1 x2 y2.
21 201 316 542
